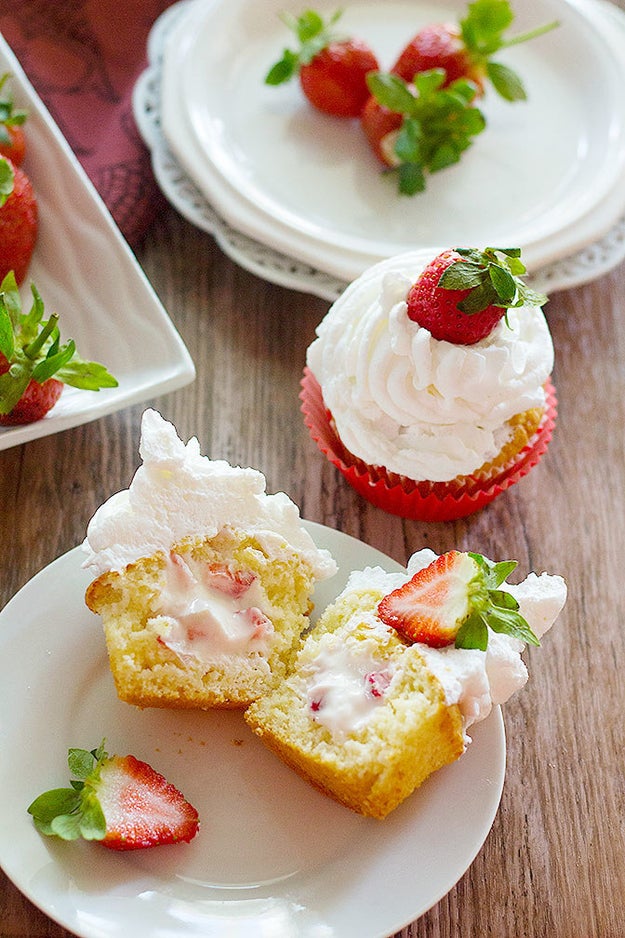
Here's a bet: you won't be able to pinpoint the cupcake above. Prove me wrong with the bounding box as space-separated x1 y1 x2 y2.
302 247 556 521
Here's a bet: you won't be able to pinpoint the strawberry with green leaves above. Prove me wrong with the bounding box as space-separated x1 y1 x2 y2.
406 246 547 345
27 740 200 850
265 9 379 118
362 68 485 195
0 156 37 284
392 0 558 102
0 73 27 166
0 272 118 425
378 550 539 651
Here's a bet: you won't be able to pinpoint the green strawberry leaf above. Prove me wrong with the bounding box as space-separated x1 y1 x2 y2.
68 747 97 779
265 51 299 85
486 61 526 101
56 358 119 391
455 613 489 651
366 71 418 116
488 263 517 303
0 363 33 413
397 161 426 195
0 155 14 207
0 297 15 360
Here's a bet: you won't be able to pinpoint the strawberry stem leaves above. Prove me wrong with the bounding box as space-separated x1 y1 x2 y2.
0 272 118 415
367 68 486 195
437 247 547 314
454 553 540 651
265 8 343 84
0 72 27 146
27 741 108 841
460 0 559 101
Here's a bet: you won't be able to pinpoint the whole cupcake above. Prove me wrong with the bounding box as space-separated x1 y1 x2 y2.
301 247 557 521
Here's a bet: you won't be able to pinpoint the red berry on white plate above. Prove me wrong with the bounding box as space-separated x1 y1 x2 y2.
27 741 200 850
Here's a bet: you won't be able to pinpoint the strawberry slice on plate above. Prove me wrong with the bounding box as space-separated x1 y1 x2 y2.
27 740 200 850
378 550 540 650
0 271 118 425
265 8 379 118
405 246 547 345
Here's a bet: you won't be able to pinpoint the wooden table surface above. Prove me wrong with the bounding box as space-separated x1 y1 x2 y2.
2 9 625 936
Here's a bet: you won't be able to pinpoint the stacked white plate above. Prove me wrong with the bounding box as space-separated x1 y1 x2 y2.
135 0 625 298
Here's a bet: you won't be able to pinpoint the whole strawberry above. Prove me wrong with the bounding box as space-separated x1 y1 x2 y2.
0 73 27 165
406 247 547 345
27 740 200 850
378 550 539 651
0 156 37 284
265 9 379 118
0 271 118 425
392 0 558 102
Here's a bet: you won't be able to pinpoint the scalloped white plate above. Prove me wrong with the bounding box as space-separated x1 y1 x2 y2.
0 523 505 938
0 34 195 451
159 0 625 283
136 0 625 300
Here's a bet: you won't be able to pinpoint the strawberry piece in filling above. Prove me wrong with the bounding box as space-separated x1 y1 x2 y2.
154 553 274 662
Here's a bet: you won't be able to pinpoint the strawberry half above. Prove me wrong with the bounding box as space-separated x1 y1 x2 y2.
391 0 558 102
0 271 118 425
378 550 540 651
27 741 200 850
0 73 27 166
265 9 378 118
0 156 37 284
406 247 547 345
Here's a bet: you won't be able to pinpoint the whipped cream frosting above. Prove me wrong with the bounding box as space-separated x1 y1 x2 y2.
307 249 554 481
300 549 566 741
82 409 337 580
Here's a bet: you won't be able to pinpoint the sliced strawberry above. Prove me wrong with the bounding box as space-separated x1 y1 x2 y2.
379 551 481 648
378 550 541 651
405 247 547 345
27 741 199 851
391 1 558 102
96 754 199 851
202 562 257 598
0 157 37 284
0 271 117 425
265 9 378 118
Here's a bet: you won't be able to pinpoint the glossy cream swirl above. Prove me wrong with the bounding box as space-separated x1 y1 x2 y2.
307 250 554 481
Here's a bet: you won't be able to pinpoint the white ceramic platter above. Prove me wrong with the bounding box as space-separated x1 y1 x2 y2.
0 34 195 451
159 0 625 282
0 523 505 938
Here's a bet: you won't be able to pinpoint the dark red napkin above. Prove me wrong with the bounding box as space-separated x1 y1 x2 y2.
0 0 175 249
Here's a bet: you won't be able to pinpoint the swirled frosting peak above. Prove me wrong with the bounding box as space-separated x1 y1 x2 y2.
307 250 554 481
82 409 337 580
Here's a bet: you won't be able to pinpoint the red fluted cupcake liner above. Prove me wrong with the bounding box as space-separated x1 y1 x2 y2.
300 368 557 522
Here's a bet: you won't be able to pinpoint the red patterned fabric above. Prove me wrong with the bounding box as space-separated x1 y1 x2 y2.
0 0 175 248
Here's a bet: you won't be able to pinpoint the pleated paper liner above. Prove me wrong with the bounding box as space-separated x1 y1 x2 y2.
300 368 557 522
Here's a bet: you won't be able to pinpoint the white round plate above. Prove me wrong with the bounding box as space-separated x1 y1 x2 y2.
0 523 505 938
160 0 625 282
